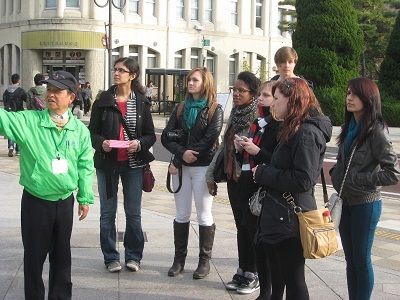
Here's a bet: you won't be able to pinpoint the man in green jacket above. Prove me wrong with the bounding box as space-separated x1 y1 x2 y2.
0 70 94 300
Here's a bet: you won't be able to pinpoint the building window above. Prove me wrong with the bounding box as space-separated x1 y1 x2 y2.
205 0 213 22
231 0 238 26
129 0 139 14
145 0 155 17
16 0 21 13
147 49 157 68
174 50 183 68
205 51 214 74
129 45 139 62
191 0 199 20
256 0 262 28
176 0 184 19
45 0 56 8
191 49 200 68
66 0 79 8
229 55 236 86
112 0 122 12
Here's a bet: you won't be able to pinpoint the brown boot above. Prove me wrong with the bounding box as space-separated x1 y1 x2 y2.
193 223 216 279
168 220 190 277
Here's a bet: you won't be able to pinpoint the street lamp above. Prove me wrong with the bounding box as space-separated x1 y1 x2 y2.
94 0 126 88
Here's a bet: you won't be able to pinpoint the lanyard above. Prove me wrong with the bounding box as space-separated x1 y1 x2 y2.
50 129 68 160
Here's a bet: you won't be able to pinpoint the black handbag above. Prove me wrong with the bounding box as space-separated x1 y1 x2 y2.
213 151 227 183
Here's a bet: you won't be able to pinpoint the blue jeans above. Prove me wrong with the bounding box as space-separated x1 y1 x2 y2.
8 139 18 151
97 164 144 266
339 200 382 300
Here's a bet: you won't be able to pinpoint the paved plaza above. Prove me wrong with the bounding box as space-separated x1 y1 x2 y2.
0 113 400 299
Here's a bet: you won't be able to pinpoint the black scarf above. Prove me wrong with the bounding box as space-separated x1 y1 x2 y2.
230 100 258 134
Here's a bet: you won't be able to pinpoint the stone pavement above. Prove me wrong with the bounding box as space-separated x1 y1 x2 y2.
0 112 400 299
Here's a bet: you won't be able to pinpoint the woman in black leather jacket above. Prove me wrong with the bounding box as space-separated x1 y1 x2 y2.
330 77 399 300
88 57 156 273
161 67 223 280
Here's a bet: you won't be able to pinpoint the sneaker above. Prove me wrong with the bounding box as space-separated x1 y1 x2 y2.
236 274 260 294
107 261 122 273
8 148 13 157
126 260 140 272
225 273 244 290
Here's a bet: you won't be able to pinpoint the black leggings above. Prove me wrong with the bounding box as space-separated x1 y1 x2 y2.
262 238 309 300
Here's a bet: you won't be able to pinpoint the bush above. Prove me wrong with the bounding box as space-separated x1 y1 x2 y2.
380 91 400 127
314 86 346 126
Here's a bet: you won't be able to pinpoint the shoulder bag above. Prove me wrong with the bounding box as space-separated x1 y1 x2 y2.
325 145 357 229
284 171 338 259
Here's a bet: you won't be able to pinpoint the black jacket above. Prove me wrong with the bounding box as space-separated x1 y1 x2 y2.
330 124 399 206
254 114 332 244
161 101 224 168
88 85 156 170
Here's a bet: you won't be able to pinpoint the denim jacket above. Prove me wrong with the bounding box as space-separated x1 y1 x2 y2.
330 125 400 206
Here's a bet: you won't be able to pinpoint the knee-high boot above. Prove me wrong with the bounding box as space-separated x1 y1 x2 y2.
168 220 190 277
193 223 216 279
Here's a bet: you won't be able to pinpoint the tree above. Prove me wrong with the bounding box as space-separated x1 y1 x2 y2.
379 12 400 101
352 0 399 79
292 0 364 125
293 0 363 88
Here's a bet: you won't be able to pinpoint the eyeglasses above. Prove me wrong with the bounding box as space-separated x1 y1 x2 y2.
112 68 130 74
231 87 251 94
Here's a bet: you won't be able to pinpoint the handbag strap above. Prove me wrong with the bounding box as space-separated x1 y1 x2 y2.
118 113 134 140
166 161 183 193
338 145 357 198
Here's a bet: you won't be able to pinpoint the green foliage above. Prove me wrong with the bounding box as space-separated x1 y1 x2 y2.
352 0 397 79
293 0 364 89
379 12 400 101
314 86 346 126
242 60 251 72
381 90 400 126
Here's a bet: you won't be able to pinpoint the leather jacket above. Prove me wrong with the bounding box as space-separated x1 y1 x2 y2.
161 101 224 168
330 125 400 206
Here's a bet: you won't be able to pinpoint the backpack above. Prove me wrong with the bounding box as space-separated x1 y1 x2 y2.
3 88 25 112
33 94 46 110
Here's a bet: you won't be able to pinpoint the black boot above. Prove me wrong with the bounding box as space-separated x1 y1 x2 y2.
168 220 190 277
193 223 216 279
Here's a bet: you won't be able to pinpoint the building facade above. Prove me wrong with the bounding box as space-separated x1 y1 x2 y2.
0 0 294 100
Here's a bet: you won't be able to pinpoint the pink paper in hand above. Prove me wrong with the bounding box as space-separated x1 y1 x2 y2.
109 140 130 148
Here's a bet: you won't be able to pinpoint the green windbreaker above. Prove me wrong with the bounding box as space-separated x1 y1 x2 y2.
0 108 94 205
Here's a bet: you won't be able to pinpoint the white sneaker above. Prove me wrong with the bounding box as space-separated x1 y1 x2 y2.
107 261 122 273
126 260 140 272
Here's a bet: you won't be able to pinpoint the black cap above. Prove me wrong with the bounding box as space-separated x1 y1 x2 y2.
42 71 78 94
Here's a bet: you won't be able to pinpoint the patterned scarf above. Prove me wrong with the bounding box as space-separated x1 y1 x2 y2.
183 95 207 130
241 115 272 171
231 99 258 134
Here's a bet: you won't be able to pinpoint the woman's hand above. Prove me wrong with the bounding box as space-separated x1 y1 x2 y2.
233 134 244 152
182 150 199 164
127 139 140 153
168 164 178 175
240 136 260 156
207 181 218 196
102 140 112 152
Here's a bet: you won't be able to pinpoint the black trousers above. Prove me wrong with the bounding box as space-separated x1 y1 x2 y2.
262 238 309 300
227 179 257 273
21 190 74 300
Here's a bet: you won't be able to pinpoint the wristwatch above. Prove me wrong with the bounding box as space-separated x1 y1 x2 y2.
135 139 142 152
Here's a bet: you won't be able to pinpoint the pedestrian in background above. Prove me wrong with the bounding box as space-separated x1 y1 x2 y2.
145 80 153 101
253 78 332 300
0 70 94 299
206 71 261 294
330 77 400 300
161 67 223 279
89 57 156 273
2 73 27 157
27 73 46 111
82 81 92 116
233 80 284 299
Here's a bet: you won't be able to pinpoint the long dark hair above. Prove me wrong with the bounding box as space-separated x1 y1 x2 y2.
337 77 386 146
272 77 323 142
114 57 145 95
